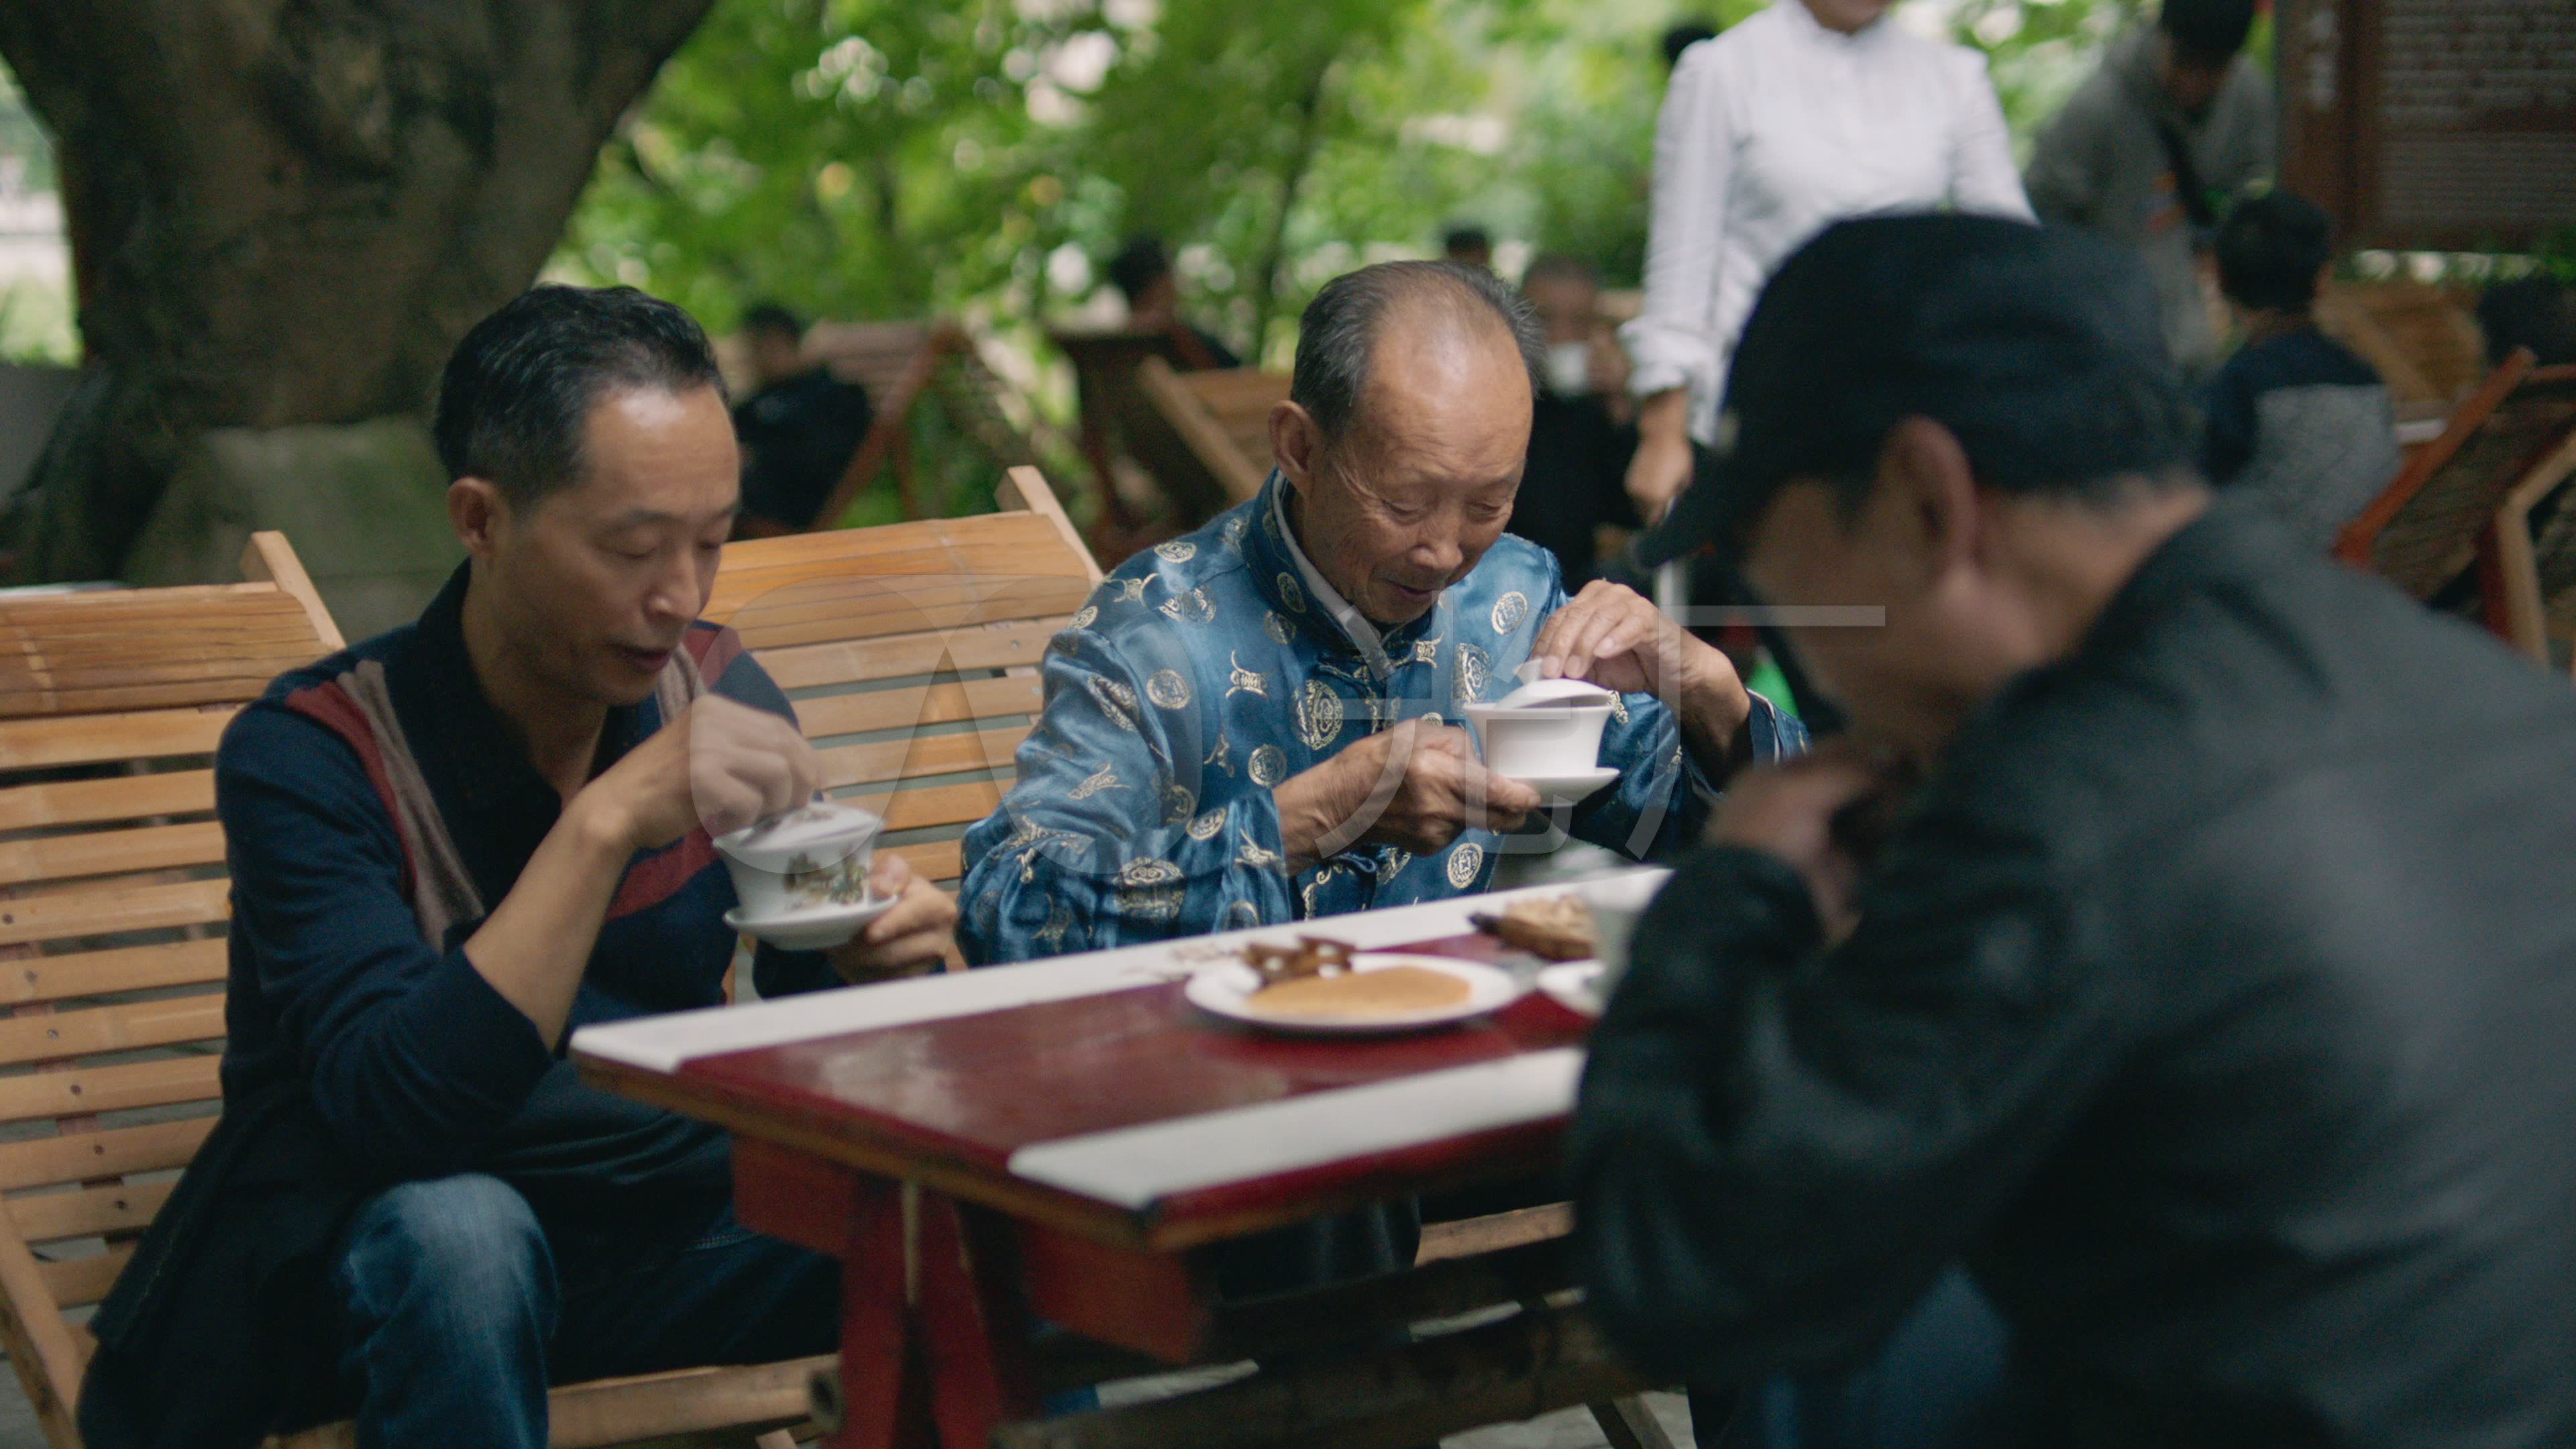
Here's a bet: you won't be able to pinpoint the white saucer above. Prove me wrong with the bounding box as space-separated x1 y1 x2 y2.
1505 765 1619 802
724 894 897 951
1185 953 1525 1035
1535 961 1608 1018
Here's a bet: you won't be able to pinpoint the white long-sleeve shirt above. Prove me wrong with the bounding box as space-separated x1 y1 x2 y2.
1622 1 2034 441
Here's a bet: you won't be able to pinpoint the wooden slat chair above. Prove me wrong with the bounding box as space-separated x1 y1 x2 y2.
1137 359 1289 511
2316 278 2490 411
704 468 1104 898
2337 352 2576 655
790 319 1049 530
0 533 825 1448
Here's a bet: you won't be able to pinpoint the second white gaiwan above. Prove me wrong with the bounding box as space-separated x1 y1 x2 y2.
1464 674 1616 779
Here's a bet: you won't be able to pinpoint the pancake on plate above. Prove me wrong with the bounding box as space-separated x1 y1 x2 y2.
1246 965 1470 1019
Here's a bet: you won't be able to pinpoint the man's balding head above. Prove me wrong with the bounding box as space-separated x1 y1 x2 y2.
1290 261 1544 445
1271 262 1546 627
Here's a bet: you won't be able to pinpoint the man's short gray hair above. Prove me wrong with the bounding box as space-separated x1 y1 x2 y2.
1290 260 1546 441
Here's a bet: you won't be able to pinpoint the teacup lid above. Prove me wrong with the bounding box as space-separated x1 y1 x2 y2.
714 800 883 873
1495 676 1615 710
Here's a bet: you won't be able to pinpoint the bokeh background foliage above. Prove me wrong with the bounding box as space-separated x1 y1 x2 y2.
550 0 2157 365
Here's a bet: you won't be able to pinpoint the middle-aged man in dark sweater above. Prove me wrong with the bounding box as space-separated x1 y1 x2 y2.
1570 213 2576 1447
81 286 958 1449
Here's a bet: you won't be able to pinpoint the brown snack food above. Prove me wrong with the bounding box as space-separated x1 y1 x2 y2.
1240 936 1358 985
1246 965 1472 1018
1470 895 1597 962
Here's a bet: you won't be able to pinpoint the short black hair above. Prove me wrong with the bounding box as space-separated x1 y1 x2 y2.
1522 254 1603 290
1291 261 1545 443
1442 225 1493 260
2159 0 2257 64
433 284 727 510
2216 191 2333 313
741 302 803 340
2478 276 2576 367
1108 235 1172 304
1662 20 1720 69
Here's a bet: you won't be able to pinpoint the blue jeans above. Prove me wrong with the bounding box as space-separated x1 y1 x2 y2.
329 1173 837 1449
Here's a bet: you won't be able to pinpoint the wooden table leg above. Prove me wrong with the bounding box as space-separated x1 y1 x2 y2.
748 1155 1040 1449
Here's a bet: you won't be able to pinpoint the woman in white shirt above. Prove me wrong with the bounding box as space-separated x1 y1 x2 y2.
1623 0 2034 516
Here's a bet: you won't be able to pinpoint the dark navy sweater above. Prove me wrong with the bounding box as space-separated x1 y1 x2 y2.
213 566 835 1224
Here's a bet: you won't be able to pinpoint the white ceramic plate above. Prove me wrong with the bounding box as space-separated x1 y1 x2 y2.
1535 961 1608 1018
724 894 897 951
1185 953 1525 1035
1505 765 1620 802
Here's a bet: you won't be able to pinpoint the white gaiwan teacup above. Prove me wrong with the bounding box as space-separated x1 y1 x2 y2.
713 800 885 922
1463 674 1617 780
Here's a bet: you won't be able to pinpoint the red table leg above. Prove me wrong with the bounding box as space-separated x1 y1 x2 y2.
733 1140 1042 1449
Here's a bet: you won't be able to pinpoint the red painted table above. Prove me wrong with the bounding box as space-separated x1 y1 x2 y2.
572 875 1648 1449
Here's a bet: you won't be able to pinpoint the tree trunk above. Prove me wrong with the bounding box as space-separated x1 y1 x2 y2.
0 0 715 583
1248 47 1341 362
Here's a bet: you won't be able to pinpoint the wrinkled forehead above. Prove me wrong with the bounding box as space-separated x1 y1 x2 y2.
1334 315 1530 465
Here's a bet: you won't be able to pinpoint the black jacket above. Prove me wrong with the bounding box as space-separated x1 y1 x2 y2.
1572 502 2576 1447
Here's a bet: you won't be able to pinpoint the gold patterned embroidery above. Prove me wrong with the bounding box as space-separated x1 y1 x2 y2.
1412 635 1441 665
1160 586 1218 625
1491 592 1529 634
1296 680 1344 752
1110 576 1149 604
1155 539 1198 562
1085 676 1138 732
1203 731 1234 775
1071 604 1098 629
1146 669 1193 710
1161 782 1196 824
1186 807 1228 841
1276 572 1306 612
1445 841 1485 888
1452 643 1489 703
1069 765 1125 800
1226 651 1270 698
1248 743 1287 786
1263 610 1294 646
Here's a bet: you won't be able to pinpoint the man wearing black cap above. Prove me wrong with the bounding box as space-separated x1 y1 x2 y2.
1572 213 2576 1444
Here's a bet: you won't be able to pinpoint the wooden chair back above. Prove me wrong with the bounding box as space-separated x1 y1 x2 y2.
1138 360 1287 511
706 468 1103 894
796 319 1046 527
2316 278 2490 409
2337 355 2576 653
0 534 341 1444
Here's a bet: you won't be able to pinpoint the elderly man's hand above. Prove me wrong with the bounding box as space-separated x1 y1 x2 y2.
826 853 959 981
1275 719 1541 871
1528 580 1752 768
1708 742 1906 943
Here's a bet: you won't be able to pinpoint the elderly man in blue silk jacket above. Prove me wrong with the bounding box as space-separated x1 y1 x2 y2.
961 260 1803 964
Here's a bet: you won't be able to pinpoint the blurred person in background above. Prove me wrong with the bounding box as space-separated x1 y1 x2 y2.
1619 0 2031 537
1108 233 1241 370
1442 225 1496 273
2025 0 2274 380
2477 274 2576 368
729 303 873 536
1511 254 1642 586
1662 17 1722 70
2198 190 2398 547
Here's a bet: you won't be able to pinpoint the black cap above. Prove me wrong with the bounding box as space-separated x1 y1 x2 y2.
1635 213 2192 568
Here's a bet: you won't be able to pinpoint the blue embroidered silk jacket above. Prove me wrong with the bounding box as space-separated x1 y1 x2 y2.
958 476 1805 964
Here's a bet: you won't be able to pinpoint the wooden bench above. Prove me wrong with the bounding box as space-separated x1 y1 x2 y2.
706 468 1104 898
1137 360 1289 511
0 533 826 1448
